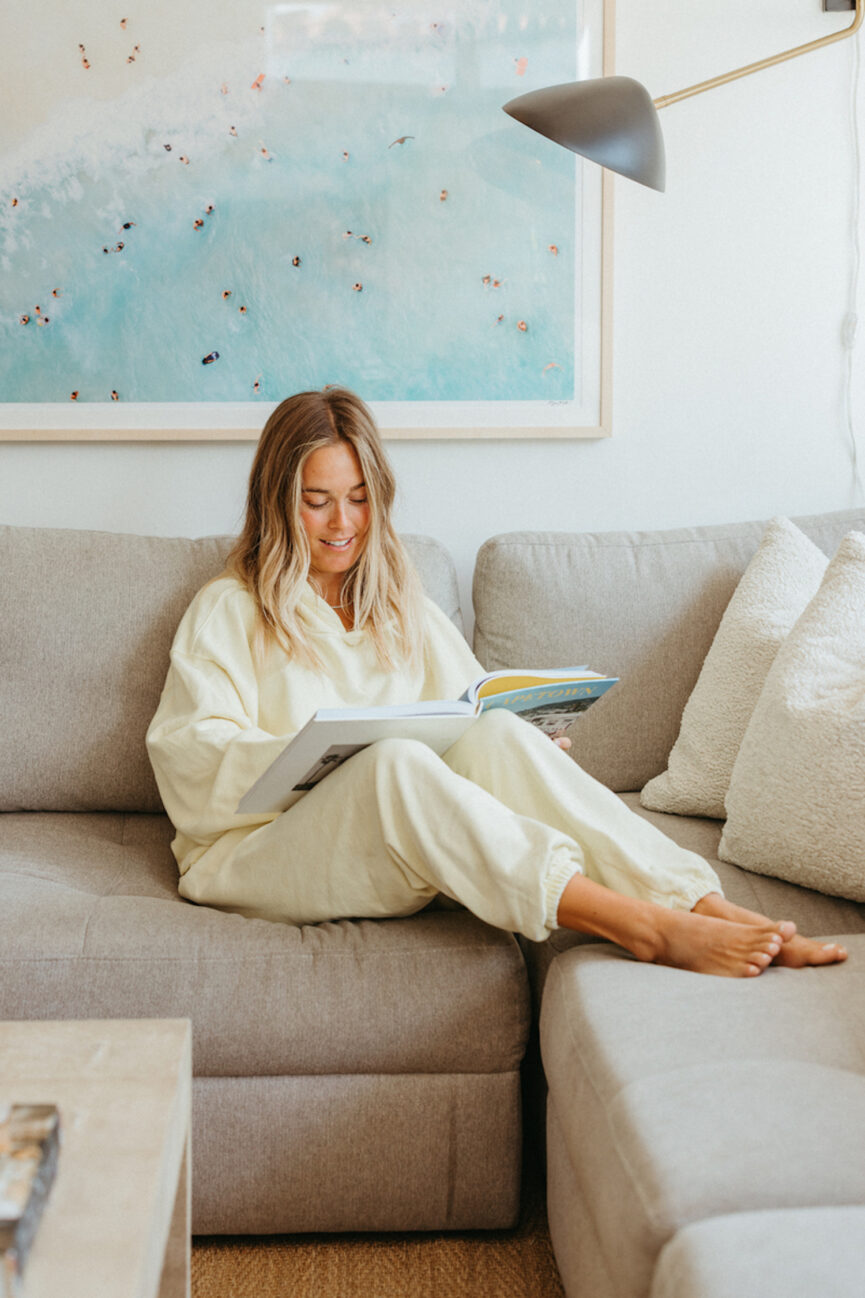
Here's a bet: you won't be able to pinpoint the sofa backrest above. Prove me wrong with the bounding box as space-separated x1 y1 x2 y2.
0 526 462 813
472 507 865 793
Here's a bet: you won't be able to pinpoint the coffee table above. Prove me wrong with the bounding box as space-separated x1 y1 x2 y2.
0 1019 191 1298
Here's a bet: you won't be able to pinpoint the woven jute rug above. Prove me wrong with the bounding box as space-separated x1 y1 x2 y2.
191 1160 565 1298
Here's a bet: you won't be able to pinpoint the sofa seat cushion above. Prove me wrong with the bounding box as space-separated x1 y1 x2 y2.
520 793 865 1010
541 935 865 1298
650 1207 865 1298
0 812 530 1079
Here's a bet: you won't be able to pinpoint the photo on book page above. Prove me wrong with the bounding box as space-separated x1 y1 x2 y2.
293 744 368 791
517 696 601 736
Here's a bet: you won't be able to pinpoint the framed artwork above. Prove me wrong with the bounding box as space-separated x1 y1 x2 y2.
0 0 613 440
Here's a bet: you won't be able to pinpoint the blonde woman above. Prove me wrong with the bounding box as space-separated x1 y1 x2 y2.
147 387 846 976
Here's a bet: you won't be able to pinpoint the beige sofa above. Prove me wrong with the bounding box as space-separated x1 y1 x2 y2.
0 526 528 1235
2 506 864 1293
472 506 865 1298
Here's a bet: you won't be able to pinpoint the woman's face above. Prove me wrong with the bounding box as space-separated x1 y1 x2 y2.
299 441 371 599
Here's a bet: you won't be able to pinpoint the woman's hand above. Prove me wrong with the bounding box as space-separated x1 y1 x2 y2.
552 730 572 752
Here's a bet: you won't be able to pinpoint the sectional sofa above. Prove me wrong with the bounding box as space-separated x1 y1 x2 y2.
2 506 864 1296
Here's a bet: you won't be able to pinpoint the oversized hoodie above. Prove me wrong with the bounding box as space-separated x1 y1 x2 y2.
146 576 483 879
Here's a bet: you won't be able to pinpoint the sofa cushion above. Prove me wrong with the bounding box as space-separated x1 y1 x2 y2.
0 812 529 1078
640 517 827 818
0 526 464 813
650 1207 865 1298
720 531 865 901
472 507 865 792
541 935 865 1298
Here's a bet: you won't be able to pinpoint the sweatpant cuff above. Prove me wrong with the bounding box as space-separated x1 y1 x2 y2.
543 849 582 936
670 873 725 912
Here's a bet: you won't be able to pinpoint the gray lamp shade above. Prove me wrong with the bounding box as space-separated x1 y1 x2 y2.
503 75 666 192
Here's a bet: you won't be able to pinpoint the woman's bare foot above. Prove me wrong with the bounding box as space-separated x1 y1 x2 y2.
556 875 787 978
648 908 785 977
693 894 848 967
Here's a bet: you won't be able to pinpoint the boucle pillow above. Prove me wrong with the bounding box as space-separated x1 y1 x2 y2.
719 531 865 900
640 517 827 818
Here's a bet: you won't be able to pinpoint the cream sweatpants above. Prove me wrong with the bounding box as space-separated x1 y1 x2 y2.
180 709 722 942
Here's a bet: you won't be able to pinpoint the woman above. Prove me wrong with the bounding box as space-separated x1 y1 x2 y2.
147 387 846 976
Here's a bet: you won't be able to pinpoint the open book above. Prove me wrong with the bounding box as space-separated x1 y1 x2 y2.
236 667 617 815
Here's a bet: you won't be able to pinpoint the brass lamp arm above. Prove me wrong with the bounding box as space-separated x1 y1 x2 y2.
655 0 864 110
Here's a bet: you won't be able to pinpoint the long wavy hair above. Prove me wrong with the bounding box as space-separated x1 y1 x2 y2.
226 387 425 669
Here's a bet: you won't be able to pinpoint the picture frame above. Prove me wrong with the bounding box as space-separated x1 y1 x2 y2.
0 0 613 442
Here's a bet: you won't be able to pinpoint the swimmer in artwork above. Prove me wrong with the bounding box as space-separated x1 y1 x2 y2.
202 352 220 365
388 136 414 147
292 257 301 268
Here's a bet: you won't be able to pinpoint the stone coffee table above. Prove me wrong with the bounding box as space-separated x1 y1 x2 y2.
0 1019 191 1298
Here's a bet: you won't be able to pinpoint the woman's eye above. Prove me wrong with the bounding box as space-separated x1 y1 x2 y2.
350 498 368 506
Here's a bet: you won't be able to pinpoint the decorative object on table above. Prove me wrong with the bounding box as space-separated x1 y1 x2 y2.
504 1 863 190
0 1106 60 1298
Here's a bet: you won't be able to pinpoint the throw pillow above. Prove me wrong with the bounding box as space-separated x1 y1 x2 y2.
640 517 827 818
719 531 865 900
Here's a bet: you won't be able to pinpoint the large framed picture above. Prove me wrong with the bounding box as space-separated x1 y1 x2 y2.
0 0 612 441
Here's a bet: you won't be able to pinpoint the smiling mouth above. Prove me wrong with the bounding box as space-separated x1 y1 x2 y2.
322 538 353 549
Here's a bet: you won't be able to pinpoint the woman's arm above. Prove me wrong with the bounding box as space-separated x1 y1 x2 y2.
146 648 293 842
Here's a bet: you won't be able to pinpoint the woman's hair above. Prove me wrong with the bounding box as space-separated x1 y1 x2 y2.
226 387 425 669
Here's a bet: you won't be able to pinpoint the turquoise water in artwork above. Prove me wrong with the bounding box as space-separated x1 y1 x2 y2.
0 3 578 404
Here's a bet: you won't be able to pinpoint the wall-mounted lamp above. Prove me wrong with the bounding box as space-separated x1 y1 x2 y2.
503 0 863 191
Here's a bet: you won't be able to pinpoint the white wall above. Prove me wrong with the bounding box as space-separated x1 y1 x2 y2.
2 0 863 625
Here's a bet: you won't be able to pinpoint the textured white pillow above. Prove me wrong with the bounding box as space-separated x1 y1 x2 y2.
719 531 865 900
640 517 827 818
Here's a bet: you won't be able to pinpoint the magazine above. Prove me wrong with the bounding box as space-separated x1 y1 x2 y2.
236 667 618 815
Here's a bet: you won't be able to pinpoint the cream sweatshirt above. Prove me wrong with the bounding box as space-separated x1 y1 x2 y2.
146 576 483 878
